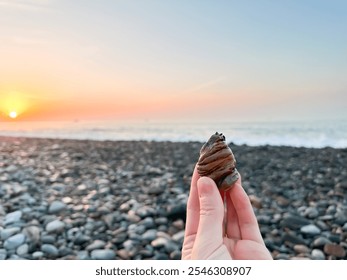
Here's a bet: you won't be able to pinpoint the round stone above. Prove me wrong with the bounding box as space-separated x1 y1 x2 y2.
311 249 325 260
32 251 44 259
4 233 26 250
77 251 90 260
48 201 67 214
0 249 7 260
91 249 115 260
0 227 21 240
41 244 59 258
151 237 169 248
46 220 65 233
4 211 22 225
16 244 29 256
172 230 185 243
294 244 310 254
313 237 332 247
142 229 157 242
300 224 321 235
324 244 346 258
86 240 106 251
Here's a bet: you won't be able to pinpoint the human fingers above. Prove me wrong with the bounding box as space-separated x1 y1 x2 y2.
192 177 224 259
229 177 264 244
184 165 200 237
225 192 241 239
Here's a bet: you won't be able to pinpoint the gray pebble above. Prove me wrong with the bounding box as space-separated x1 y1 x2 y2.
311 249 325 260
0 227 20 240
22 226 41 245
41 235 56 244
46 220 65 233
313 236 332 247
48 201 67 214
170 250 181 260
4 211 22 225
16 244 29 256
86 240 106 251
142 229 157 242
32 251 44 259
304 207 319 218
172 230 185 243
4 233 26 250
300 224 321 235
77 250 90 260
91 249 115 260
41 244 59 258
0 249 7 260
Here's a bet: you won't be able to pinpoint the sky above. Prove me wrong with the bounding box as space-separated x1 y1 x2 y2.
0 0 346 122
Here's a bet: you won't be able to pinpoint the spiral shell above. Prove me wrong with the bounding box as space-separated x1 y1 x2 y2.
197 132 239 191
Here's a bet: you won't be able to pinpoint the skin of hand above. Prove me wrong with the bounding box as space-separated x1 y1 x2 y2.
182 166 273 260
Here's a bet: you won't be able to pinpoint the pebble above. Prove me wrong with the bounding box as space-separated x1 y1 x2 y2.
172 230 185 243
32 251 44 259
166 203 186 220
293 244 310 254
249 194 262 209
48 201 67 214
170 250 181 260
274 253 290 260
16 244 29 256
311 249 325 260
46 220 65 233
0 249 7 260
313 237 332 247
4 233 26 250
0 227 21 240
142 229 157 242
304 207 319 218
151 237 168 248
77 250 89 260
4 211 22 225
281 215 310 230
41 235 56 244
300 224 321 235
22 226 41 245
117 249 130 260
86 240 106 251
91 249 115 260
1 137 347 260
323 244 346 258
41 244 59 257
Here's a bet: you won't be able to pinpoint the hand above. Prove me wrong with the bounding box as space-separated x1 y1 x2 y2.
182 166 272 260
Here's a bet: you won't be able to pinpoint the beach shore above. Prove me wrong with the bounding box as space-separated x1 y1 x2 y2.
0 136 346 260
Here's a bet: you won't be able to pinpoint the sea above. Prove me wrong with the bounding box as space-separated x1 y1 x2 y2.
0 119 346 149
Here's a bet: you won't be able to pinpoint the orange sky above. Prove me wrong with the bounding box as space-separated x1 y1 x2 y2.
0 1 346 122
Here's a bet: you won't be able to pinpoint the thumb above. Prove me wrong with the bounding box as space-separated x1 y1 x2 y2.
193 177 224 258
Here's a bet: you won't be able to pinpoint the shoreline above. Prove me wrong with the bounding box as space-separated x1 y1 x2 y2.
0 136 346 260
1 135 346 150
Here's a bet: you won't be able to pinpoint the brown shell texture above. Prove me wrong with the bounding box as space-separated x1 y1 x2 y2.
197 132 239 191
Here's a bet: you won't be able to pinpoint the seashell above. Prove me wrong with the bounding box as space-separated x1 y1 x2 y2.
197 132 239 191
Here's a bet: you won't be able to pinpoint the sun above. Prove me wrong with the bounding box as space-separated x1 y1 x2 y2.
9 111 18 119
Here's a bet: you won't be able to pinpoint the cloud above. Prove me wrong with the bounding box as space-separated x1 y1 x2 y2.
0 0 53 11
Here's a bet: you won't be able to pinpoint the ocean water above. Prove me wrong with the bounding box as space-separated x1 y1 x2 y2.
0 119 346 148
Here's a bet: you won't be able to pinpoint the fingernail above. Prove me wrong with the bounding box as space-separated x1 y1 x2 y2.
197 177 215 196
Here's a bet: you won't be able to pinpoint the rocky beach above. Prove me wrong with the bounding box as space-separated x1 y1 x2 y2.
0 136 346 260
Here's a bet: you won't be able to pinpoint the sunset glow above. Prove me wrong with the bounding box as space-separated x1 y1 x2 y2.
9 111 18 119
0 1 346 122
